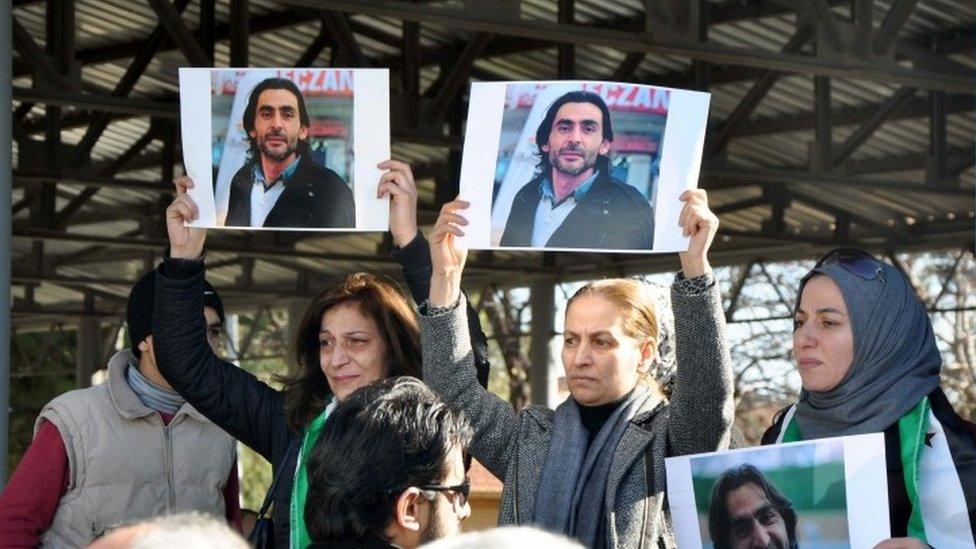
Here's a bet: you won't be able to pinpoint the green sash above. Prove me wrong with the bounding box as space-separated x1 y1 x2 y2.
780 398 930 543
290 402 334 549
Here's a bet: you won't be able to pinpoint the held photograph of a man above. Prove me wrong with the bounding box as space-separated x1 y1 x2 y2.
456 80 710 254
179 67 390 231
665 434 890 549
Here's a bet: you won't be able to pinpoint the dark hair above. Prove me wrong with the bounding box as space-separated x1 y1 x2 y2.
280 273 422 431
534 90 614 176
241 77 311 161
304 377 473 543
708 464 798 549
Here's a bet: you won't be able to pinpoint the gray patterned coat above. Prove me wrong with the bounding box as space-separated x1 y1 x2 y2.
420 280 733 548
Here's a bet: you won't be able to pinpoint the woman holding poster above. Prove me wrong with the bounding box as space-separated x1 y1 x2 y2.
419 189 733 548
763 249 976 548
151 162 491 549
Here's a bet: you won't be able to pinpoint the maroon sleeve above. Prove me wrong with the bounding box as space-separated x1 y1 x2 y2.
223 456 243 533
0 420 70 548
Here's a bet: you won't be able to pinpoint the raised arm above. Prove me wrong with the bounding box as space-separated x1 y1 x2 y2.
379 159 491 388
420 200 519 479
667 189 734 456
154 176 288 461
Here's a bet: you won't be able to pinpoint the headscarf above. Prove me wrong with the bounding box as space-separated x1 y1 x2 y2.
793 254 941 439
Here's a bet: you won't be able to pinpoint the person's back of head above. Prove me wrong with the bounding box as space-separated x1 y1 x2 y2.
420 526 584 549
88 512 248 549
305 376 473 548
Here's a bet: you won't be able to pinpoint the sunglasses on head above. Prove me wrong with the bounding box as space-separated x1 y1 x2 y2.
814 247 886 285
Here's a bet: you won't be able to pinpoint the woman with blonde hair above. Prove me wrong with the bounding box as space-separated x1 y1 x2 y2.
419 189 734 548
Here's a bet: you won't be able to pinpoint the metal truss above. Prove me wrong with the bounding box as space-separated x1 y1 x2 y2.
7 0 975 331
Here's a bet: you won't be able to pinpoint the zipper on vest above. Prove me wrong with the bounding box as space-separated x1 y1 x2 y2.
163 425 176 510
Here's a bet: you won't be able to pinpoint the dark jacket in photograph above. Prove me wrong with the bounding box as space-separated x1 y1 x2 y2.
499 171 655 250
225 159 355 229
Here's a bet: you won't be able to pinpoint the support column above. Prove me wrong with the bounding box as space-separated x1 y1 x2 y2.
75 316 100 388
529 279 555 407
286 298 307 351
1 0 13 487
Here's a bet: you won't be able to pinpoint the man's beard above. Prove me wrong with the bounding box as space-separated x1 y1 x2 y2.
257 131 300 162
549 145 597 176
419 508 448 544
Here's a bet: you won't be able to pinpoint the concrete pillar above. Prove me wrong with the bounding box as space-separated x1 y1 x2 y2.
529 279 556 407
75 316 101 388
286 298 308 348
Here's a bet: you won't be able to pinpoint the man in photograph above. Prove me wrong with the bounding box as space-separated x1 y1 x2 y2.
707 464 798 549
225 77 354 228
499 90 654 249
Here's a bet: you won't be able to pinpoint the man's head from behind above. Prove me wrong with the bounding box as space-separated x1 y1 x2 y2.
242 77 311 163
535 90 614 179
708 464 798 549
305 376 473 548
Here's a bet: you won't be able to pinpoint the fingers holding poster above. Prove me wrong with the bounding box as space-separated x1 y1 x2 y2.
665 434 890 549
458 80 709 253
179 67 390 231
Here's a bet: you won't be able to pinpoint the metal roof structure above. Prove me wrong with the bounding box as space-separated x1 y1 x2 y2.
8 0 976 327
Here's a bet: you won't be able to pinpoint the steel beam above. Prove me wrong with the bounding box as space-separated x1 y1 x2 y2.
323 11 367 67
557 0 575 78
831 87 917 166
427 33 490 121
10 228 554 274
11 86 179 118
294 18 331 67
146 0 210 67
230 0 249 66
872 0 921 55
700 165 974 196
706 22 813 157
281 0 974 92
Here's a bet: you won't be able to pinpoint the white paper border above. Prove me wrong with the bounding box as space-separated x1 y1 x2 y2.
459 80 710 254
664 433 889 549
178 68 390 232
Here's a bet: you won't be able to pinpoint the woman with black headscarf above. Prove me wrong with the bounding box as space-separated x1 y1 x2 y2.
762 249 976 548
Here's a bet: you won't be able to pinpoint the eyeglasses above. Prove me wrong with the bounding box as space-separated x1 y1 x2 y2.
418 481 470 510
814 247 886 285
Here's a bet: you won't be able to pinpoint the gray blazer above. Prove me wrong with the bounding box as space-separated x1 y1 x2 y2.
420 280 734 548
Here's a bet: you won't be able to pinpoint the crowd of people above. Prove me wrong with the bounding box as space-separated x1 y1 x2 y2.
1 98 974 548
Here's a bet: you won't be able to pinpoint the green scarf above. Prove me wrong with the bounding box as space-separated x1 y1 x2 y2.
781 397 930 543
290 400 335 549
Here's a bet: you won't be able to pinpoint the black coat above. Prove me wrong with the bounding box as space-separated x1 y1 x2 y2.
153 234 490 549
225 158 355 228
499 171 655 250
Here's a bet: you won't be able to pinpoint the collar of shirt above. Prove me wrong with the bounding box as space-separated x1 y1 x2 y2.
539 170 600 208
252 156 301 191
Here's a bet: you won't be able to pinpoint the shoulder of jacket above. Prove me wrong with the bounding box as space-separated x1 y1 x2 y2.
45 385 108 413
520 404 556 428
603 177 652 205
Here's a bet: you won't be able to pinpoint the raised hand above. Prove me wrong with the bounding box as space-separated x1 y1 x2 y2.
376 159 419 248
428 199 470 308
166 176 207 259
677 188 718 278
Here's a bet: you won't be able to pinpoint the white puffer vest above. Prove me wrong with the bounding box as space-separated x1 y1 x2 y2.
33 350 237 547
